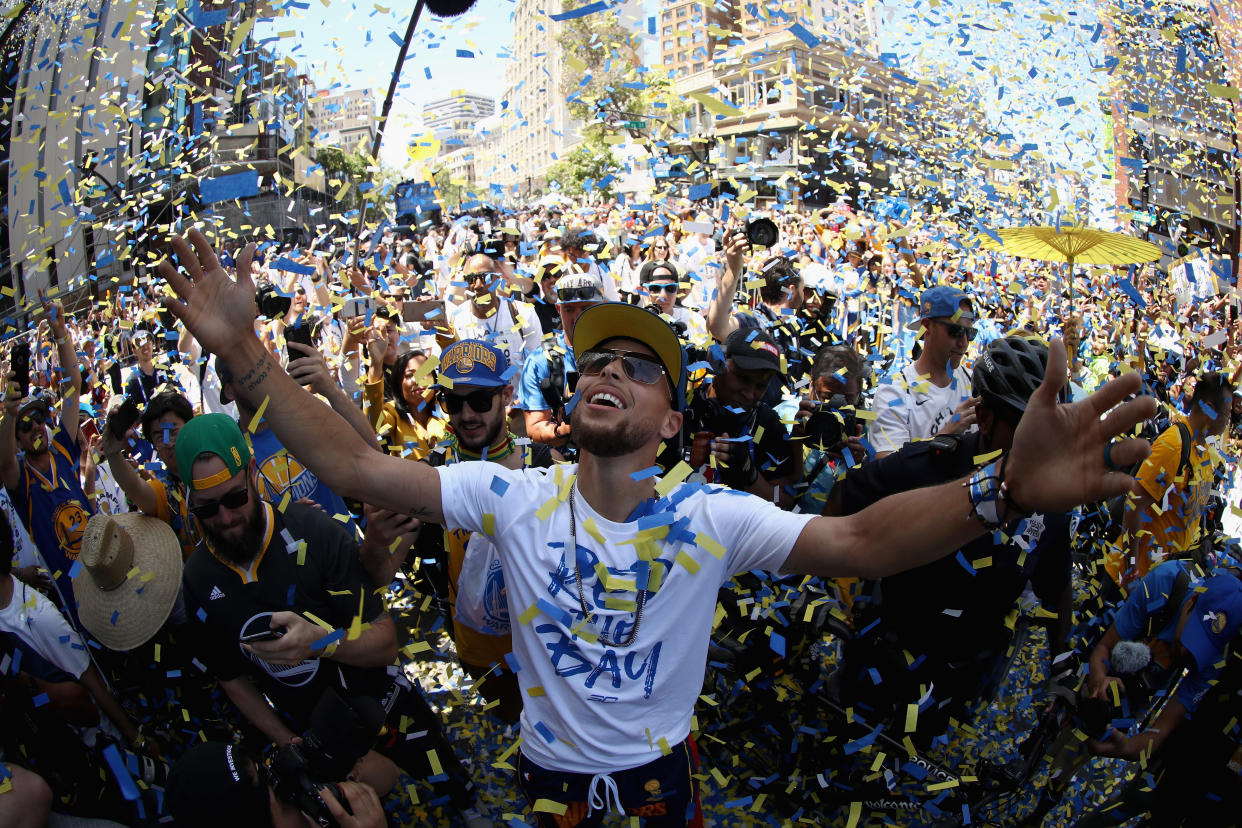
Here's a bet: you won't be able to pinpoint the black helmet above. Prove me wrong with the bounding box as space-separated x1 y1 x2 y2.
972 335 1048 415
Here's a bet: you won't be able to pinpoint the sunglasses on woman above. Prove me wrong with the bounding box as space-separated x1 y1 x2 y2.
437 388 500 414
190 487 250 519
578 349 667 386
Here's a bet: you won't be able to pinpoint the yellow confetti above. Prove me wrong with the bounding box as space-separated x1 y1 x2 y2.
675 550 700 574
532 799 568 815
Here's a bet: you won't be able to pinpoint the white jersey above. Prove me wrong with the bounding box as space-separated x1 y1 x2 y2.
869 362 973 455
438 461 813 774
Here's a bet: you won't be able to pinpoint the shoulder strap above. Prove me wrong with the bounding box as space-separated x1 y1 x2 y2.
1175 421 1192 478
1147 567 1194 640
526 442 555 469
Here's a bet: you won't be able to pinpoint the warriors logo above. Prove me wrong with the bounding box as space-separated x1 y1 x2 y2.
53 500 90 561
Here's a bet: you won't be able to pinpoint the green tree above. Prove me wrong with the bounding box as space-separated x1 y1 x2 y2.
556 0 689 144
545 132 620 200
315 144 402 224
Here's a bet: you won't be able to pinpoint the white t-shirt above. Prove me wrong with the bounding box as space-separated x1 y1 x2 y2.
869 362 973 455
448 299 543 387
0 577 90 680
438 461 814 774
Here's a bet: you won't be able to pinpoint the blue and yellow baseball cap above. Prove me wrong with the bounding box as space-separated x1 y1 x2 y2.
572 302 687 410
175 413 251 490
908 285 974 331
437 340 509 388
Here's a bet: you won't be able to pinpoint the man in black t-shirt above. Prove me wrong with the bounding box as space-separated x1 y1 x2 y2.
176 414 489 824
833 336 1072 746
683 328 798 506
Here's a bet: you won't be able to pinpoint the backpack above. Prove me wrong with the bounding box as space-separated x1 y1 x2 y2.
1101 420 1192 543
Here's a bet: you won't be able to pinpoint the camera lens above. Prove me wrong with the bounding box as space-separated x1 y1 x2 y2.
746 218 779 249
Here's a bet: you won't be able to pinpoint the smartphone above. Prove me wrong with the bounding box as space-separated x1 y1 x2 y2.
107 396 141 440
10 341 30 399
79 418 100 444
341 297 374 319
239 628 285 644
402 300 442 324
285 323 314 351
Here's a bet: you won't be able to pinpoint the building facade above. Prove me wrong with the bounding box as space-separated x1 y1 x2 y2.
1102 0 1237 262
307 88 377 155
422 93 496 153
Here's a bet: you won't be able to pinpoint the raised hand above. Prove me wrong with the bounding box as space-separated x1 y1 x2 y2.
1006 338 1155 514
159 229 258 359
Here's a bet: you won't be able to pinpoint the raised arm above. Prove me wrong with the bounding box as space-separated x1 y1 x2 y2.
46 301 81 444
785 340 1155 578
706 229 748 342
161 230 444 524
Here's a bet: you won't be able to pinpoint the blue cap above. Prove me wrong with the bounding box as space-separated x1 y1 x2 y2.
1182 574 1242 671
437 340 509 388
908 285 975 331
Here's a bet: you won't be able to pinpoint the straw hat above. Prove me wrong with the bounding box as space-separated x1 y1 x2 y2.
77 513 183 651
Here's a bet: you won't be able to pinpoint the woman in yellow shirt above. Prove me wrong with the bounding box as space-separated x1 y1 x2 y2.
362 344 446 460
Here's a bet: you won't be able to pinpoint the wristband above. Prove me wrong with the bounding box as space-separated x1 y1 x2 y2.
966 454 1028 530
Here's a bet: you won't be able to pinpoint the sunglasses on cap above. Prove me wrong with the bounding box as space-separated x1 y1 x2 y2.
437 387 501 415
578 349 667 386
646 282 678 294
190 486 250 519
556 286 600 302
17 411 45 433
935 320 977 341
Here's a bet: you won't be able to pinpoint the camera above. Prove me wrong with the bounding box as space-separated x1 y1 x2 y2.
269 689 383 827
745 218 779 249
256 284 292 319
802 394 858 451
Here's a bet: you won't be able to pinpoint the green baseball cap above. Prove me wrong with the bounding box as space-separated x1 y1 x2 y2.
175 413 251 491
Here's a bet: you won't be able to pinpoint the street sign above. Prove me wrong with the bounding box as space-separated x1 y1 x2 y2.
624 120 646 129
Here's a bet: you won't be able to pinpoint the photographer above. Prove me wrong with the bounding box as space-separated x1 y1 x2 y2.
1026 563 1242 827
638 261 709 348
792 344 868 516
832 336 1073 744
683 328 798 505
166 741 387 828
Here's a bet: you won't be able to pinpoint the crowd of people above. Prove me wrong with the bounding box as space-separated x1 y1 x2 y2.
0 196 1239 828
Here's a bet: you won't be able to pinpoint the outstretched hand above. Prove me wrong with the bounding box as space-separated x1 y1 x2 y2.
159 230 258 359
1006 338 1156 514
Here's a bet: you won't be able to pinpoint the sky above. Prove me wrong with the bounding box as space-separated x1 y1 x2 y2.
253 0 1114 213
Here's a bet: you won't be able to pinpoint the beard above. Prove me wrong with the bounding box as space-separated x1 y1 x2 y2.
201 500 265 565
455 416 505 454
569 403 650 458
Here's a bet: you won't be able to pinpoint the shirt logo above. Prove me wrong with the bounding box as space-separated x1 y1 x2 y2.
209 586 225 600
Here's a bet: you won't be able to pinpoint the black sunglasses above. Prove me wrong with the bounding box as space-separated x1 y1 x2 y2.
437 388 500 414
190 487 250 519
935 320 977 341
17 411 45 433
556 286 600 303
578 349 667 386
646 282 677 294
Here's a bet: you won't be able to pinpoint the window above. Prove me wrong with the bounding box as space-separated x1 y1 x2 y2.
693 62 705 72
663 25 673 35
664 39 674 51
693 29 704 42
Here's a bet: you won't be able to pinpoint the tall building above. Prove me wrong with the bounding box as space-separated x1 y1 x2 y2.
660 0 877 80
1102 0 1236 258
2 0 324 309
660 0 739 79
740 0 877 52
664 29 1000 208
307 88 377 155
422 93 496 152
492 0 582 191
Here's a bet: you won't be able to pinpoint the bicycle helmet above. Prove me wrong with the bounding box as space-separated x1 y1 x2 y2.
972 335 1048 414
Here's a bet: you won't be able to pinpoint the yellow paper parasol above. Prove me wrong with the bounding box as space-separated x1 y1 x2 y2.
978 224 1163 307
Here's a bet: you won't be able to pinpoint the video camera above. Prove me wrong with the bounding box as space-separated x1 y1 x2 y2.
256 284 292 319
269 689 383 828
801 394 858 451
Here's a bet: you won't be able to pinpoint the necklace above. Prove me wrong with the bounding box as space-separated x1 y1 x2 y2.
568 483 646 648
